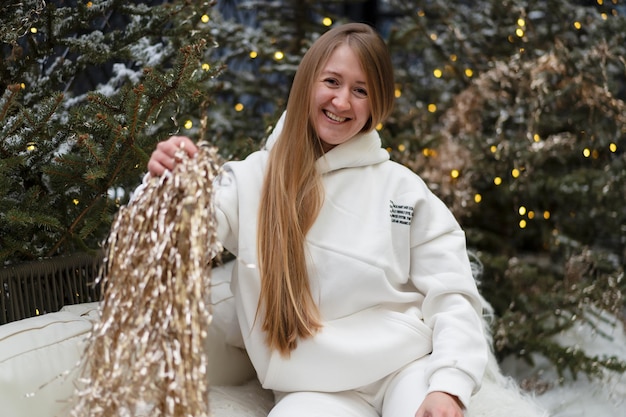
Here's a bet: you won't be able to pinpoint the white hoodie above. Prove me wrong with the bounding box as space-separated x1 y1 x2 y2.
213 113 488 407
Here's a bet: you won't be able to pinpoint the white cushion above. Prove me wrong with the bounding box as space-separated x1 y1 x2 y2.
59 302 101 320
210 379 274 416
0 311 92 417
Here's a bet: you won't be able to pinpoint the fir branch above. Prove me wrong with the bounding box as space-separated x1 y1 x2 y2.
0 84 22 121
127 84 145 148
46 195 103 256
6 207 63 232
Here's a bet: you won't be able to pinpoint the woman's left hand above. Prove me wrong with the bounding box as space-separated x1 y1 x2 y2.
415 391 464 417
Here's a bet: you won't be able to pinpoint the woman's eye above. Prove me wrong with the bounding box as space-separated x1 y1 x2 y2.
324 78 339 86
354 88 368 98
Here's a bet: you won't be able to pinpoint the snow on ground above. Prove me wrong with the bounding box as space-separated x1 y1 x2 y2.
501 309 626 417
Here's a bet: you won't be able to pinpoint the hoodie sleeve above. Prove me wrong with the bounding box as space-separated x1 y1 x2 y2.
214 165 240 256
408 185 488 408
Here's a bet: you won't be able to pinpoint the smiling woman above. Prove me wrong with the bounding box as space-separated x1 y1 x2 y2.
146 23 491 417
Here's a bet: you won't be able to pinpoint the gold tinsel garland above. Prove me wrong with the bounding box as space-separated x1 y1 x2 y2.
72 143 222 417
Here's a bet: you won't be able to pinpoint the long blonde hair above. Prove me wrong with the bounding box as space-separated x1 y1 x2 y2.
257 23 395 355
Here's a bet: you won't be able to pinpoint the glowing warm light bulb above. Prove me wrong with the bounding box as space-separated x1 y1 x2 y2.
234 103 244 112
394 88 402 98
73 199 80 205
273 51 284 60
494 177 502 186
398 144 406 152
519 206 527 216
474 194 482 203
609 143 617 152
322 17 332 26
375 123 383 131
30 27 38 34
519 219 527 229
464 68 474 77
450 54 458 62
21 83 26 89
201 14 210 23
427 104 437 113
511 168 520 178
433 68 443 78
490 145 497 153
543 211 551 220
26 142 37 152
517 18 526 27
574 21 582 30
528 211 535 219
201 63 210 71
450 169 460 179
249 51 258 59
184 120 193 129
515 28 524 37
533 133 541 142
583 148 591 157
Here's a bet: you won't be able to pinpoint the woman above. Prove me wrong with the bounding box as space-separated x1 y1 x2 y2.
148 23 488 417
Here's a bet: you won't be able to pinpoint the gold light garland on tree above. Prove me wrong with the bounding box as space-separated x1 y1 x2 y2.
72 143 222 417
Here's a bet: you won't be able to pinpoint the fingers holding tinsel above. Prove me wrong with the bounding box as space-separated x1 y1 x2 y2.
72 142 222 417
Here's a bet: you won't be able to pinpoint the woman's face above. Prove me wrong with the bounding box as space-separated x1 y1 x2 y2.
311 44 372 152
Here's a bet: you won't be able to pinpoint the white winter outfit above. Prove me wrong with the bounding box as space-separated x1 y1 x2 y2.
213 113 488 410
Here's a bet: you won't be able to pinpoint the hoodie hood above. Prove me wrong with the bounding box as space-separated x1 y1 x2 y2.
264 111 390 175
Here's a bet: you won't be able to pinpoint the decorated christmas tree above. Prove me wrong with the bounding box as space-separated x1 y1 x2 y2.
383 0 626 379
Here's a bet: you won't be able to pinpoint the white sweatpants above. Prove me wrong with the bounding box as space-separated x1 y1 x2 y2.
269 355 432 417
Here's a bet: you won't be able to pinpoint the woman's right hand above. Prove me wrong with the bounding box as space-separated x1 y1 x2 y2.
147 136 199 176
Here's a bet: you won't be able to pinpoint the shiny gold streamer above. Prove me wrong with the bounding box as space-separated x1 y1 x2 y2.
72 143 222 417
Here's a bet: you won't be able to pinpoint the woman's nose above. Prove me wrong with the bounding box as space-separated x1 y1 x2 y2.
332 88 351 111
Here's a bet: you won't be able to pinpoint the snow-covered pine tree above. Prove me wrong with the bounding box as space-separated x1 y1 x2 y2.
0 0 220 263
